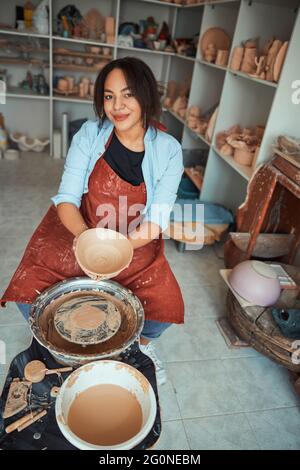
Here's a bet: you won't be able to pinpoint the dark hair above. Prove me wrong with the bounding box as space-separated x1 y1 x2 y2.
93 56 162 132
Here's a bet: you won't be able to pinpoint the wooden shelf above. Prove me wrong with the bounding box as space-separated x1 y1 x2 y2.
6 86 50 100
52 35 115 48
197 59 228 72
117 44 174 56
166 109 211 146
186 125 211 146
53 94 93 104
53 49 112 60
0 56 48 66
229 69 278 88
213 146 254 181
184 166 204 190
0 28 49 39
174 54 196 62
53 63 104 73
135 0 240 8
166 108 186 125
138 0 181 8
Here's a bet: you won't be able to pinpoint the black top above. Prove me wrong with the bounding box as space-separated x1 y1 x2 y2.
104 131 145 186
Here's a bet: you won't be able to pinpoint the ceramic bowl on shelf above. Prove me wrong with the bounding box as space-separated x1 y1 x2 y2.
10 132 50 152
228 260 281 307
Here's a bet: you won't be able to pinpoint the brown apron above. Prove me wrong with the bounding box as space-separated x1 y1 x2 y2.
0 130 184 324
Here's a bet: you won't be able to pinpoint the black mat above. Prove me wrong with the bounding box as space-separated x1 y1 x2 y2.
0 338 161 450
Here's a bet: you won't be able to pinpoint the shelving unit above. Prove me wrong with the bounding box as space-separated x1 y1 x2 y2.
0 0 299 214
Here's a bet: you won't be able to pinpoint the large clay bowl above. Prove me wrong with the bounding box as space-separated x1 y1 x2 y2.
75 228 133 280
55 360 157 450
228 260 281 307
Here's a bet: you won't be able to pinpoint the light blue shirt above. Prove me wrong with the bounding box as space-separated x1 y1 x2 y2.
51 118 184 232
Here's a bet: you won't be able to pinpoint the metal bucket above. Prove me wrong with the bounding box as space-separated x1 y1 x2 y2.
29 277 144 367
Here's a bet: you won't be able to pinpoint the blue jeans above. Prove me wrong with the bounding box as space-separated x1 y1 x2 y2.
16 303 171 340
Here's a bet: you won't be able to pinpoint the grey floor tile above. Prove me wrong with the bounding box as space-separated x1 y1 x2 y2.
182 284 228 320
222 356 299 412
0 301 27 326
156 316 258 363
184 413 260 450
246 407 300 450
0 323 32 375
168 360 243 419
0 216 42 239
153 420 190 450
157 377 182 422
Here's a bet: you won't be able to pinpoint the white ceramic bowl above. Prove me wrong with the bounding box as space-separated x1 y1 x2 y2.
229 260 281 307
75 228 133 281
9 132 50 152
55 360 157 450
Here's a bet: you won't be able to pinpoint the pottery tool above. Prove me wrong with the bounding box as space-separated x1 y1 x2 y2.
24 360 73 383
3 379 31 419
5 409 47 434
53 295 122 345
50 386 61 398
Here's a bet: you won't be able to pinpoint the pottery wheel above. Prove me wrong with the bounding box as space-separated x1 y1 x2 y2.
53 295 122 345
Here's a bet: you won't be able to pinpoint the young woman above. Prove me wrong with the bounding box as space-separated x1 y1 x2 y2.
0 57 185 385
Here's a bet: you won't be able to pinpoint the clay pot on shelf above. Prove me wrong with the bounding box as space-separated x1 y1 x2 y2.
204 43 217 63
265 39 282 81
79 82 85 98
241 47 257 74
178 107 187 119
196 120 208 135
233 148 254 166
249 56 266 79
215 50 229 67
172 96 188 114
230 47 244 71
187 106 201 118
163 97 172 108
220 143 234 157
187 116 199 129
89 83 95 97
81 77 90 96
65 76 75 90
58 78 69 92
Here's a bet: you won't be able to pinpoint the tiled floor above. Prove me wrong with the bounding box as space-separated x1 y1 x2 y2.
0 152 299 450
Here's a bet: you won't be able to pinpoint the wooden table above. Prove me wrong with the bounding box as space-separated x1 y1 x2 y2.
224 153 300 268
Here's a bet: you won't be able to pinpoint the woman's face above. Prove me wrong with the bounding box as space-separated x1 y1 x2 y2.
103 68 142 132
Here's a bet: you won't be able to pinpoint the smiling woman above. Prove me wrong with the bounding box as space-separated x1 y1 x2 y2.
0 57 185 386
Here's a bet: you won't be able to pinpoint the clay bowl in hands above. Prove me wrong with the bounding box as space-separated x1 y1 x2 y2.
75 228 133 281
228 260 281 307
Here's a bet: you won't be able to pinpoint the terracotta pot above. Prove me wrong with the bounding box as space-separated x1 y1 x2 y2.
233 148 254 166
65 76 75 90
230 47 244 71
220 143 234 157
215 50 229 67
81 77 90 96
188 105 201 118
241 47 257 74
58 78 69 92
187 116 199 129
